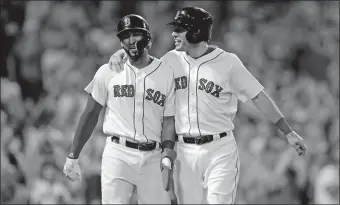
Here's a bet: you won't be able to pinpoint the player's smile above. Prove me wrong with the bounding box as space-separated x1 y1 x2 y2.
172 35 186 50
174 39 182 46
172 26 187 49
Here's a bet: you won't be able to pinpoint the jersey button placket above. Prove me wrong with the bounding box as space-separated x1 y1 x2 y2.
137 76 144 107
189 66 198 135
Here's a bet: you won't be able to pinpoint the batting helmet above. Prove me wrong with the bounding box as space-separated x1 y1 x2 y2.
168 7 213 44
117 14 151 59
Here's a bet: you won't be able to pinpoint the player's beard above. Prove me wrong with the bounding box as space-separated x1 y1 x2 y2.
123 38 148 61
123 45 141 61
129 48 139 57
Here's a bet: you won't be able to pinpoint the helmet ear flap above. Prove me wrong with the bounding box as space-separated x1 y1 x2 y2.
136 34 151 52
185 29 201 44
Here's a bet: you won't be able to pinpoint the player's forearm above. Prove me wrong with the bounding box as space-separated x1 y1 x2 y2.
161 116 176 149
252 91 293 135
69 110 100 158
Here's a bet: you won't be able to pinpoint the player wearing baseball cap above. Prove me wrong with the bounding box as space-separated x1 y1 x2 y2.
63 14 176 204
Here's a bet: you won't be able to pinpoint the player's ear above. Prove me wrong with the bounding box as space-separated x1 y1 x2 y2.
146 40 152 50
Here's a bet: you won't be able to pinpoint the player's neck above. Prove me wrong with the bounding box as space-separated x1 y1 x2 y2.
186 42 209 59
129 52 152 69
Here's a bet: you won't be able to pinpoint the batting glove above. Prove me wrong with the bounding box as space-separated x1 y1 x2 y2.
63 157 82 181
161 148 177 191
108 49 127 72
286 131 307 156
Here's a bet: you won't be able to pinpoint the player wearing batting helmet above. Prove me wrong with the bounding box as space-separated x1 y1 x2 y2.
116 14 152 60
109 6 307 204
167 7 213 44
63 14 177 204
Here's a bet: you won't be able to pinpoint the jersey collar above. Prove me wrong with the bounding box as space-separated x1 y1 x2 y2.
184 46 223 65
126 57 161 75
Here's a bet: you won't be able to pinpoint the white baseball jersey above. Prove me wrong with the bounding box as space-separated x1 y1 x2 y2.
162 46 264 137
84 58 175 143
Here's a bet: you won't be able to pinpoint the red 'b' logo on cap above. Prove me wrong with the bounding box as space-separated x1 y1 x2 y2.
175 11 180 20
123 17 131 27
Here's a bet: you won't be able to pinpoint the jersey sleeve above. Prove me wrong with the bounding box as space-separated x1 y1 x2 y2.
229 54 264 103
84 64 111 106
163 63 176 117
160 50 178 65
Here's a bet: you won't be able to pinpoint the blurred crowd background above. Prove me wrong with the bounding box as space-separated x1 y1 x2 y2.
1 0 339 204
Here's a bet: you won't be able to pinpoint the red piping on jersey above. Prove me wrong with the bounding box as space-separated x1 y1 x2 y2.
183 57 192 136
142 61 162 142
127 64 137 140
185 51 224 137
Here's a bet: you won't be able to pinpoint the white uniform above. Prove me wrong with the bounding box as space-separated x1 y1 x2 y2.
85 58 175 204
162 46 264 204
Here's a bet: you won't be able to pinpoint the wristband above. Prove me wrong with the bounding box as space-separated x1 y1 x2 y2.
68 153 78 159
275 117 293 135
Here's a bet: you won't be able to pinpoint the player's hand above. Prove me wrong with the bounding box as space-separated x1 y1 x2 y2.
161 157 178 204
108 49 127 72
285 131 307 156
161 148 177 191
63 157 82 181
161 157 173 170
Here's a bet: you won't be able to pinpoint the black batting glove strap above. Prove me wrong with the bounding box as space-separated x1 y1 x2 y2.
68 153 78 159
161 148 177 161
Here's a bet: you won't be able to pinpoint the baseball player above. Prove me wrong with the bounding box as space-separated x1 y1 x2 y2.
108 7 307 204
63 14 177 204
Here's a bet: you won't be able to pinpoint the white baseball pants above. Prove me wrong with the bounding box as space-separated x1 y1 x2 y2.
101 137 170 204
173 132 240 204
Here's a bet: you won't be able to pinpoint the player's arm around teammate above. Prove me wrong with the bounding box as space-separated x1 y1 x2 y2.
108 19 306 158
107 51 308 157
107 7 307 205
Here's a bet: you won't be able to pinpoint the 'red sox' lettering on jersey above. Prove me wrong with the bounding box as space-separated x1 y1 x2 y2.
85 58 175 143
162 47 264 137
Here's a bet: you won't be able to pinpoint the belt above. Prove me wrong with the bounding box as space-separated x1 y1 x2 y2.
181 132 228 145
111 136 158 151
